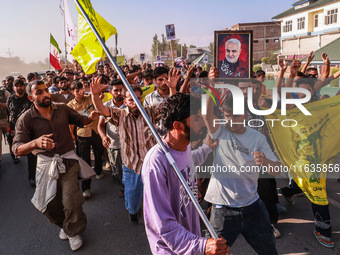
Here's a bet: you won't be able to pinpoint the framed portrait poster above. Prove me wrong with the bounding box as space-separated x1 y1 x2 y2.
140 53 145 62
214 30 253 79
165 24 176 41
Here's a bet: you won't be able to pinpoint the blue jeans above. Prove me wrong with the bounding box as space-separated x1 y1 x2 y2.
207 199 277 255
122 165 143 215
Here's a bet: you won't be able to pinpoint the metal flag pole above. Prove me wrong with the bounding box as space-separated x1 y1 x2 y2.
74 0 218 240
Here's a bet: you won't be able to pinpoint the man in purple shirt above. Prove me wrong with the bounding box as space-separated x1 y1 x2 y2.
142 93 229 255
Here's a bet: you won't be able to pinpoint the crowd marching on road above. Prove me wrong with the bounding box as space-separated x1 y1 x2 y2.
1 50 340 254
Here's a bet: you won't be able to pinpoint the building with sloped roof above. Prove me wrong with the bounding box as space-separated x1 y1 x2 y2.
300 36 340 64
272 0 340 61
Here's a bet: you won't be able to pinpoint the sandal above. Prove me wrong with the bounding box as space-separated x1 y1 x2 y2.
314 231 335 248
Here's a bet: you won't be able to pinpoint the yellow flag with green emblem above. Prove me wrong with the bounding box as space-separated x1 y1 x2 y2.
266 95 340 205
71 0 117 74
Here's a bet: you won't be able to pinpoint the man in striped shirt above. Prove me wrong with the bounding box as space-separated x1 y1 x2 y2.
91 70 181 223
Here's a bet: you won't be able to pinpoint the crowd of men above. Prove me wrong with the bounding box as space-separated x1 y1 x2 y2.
2 52 340 253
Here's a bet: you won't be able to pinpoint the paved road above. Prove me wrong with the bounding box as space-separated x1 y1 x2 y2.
1 139 340 255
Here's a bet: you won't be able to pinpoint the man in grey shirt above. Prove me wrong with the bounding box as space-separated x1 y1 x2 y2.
202 67 281 254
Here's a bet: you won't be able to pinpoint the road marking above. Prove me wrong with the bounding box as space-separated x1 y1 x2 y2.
281 253 309 255
279 218 313 224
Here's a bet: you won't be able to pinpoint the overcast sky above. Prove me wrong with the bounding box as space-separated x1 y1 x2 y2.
0 0 293 63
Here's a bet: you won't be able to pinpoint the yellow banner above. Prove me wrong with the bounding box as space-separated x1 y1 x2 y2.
266 95 340 205
116 56 125 66
71 0 117 74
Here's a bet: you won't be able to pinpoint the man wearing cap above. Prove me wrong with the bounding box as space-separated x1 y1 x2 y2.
50 77 75 104
6 79 36 186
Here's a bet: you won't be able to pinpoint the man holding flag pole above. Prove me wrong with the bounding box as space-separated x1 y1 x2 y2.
71 0 228 253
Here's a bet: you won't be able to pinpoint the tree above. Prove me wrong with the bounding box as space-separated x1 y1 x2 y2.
150 34 193 60
208 42 214 54
262 51 277 65
182 44 188 58
160 34 169 54
151 34 160 58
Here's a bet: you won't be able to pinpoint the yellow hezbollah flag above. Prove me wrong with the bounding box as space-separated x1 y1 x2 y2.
141 84 156 103
116 56 125 66
71 0 117 74
266 95 340 205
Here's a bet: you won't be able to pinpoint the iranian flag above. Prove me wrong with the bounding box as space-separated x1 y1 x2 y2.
50 34 62 70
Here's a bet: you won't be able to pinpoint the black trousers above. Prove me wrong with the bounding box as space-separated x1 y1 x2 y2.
27 153 37 180
281 179 331 237
257 173 279 224
77 130 104 191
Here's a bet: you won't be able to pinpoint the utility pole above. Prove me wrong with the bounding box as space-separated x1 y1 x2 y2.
6 48 13 58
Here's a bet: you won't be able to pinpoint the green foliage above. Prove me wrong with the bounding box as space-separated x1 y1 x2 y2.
261 51 277 65
151 33 188 60
208 42 214 54
330 68 340 87
253 64 262 73
261 57 270 64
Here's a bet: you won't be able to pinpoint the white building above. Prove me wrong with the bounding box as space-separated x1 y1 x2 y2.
273 0 340 59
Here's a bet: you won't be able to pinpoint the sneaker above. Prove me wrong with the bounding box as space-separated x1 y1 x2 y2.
68 235 83 251
271 224 281 239
276 203 287 214
82 189 91 198
96 173 104 180
279 188 295 205
129 213 139 225
59 229 68 240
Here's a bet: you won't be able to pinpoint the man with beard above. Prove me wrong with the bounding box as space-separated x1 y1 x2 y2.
64 70 74 84
5 76 14 94
98 79 126 198
142 93 229 255
6 79 33 166
50 76 75 104
144 67 172 136
91 70 180 224
218 38 249 78
12 80 99 251
68 81 104 198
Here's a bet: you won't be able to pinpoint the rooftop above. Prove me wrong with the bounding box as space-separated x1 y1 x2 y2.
272 0 336 20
